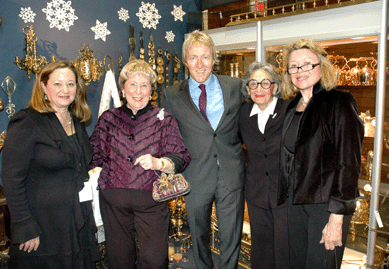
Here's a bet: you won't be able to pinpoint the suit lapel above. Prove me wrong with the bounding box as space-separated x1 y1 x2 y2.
246 102 263 136
178 79 213 127
215 75 231 130
264 99 282 133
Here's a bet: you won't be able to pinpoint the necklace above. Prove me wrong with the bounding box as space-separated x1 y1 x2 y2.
58 112 72 125
300 99 308 106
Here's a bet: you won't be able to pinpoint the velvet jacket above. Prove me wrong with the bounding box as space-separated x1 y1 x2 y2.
277 82 364 215
89 103 191 191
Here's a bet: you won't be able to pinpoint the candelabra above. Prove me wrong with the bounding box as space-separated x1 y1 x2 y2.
15 25 54 79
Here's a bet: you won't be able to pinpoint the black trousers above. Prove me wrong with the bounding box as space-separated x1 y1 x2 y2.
288 202 352 269
99 188 169 269
247 202 289 269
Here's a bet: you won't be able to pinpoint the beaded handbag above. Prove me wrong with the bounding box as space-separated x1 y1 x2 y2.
152 172 191 202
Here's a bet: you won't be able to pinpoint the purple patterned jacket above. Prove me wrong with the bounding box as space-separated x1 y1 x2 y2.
90 103 191 191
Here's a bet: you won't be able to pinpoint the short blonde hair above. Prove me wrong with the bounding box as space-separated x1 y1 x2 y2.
182 30 216 65
28 60 91 122
118 59 157 91
282 39 337 99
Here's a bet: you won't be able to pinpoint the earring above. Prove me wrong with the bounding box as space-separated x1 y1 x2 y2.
149 95 152 100
122 92 125 97
44 94 48 100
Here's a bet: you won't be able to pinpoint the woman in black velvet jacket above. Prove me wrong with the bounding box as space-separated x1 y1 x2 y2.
277 39 364 269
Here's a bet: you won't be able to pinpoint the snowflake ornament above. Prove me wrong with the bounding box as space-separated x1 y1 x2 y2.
136 2 162 30
165 31 175 43
42 0 78 32
118 7 129 22
91 20 111 42
171 5 186 22
19 7 36 23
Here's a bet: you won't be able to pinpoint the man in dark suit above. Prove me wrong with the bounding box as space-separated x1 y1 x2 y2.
162 30 245 269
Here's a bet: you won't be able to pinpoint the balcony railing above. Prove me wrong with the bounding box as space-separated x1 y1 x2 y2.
188 0 377 31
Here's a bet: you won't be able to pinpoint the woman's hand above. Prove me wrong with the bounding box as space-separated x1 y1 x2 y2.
134 154 163 171
19 236 40 253
320 213 344 250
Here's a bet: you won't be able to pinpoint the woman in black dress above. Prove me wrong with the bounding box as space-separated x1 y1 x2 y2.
2 60 99 268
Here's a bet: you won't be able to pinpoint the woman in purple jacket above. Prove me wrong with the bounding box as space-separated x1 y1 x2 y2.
89 59 191 269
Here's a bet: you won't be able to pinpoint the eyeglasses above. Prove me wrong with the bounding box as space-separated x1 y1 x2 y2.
287 63 320 74
247 79 275 90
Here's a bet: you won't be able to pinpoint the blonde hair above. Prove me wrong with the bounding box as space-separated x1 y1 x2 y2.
28 60 91 122
182 30 216 65
118 59 157 91
282 39 337 99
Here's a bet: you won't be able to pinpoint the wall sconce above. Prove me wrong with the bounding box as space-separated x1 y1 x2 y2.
1 76 16 119
15 25 55 79
71 44 103 86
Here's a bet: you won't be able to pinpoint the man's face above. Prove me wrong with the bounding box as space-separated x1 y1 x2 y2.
185 42 215 84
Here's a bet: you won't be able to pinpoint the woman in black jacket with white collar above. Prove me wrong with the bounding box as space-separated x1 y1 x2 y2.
278 39 364 269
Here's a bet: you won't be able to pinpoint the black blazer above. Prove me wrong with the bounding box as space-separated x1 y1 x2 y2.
278 82 364 215
162 74 245 194
239 98 290 208
2 108 93 254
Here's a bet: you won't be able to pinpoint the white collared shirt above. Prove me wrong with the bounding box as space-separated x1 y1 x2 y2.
249 97 278 133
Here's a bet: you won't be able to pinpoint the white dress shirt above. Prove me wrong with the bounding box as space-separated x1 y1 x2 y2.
249 97 278 133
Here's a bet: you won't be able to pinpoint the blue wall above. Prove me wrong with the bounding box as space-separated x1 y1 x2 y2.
0 0 201 180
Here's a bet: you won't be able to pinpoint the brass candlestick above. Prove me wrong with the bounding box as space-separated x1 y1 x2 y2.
168 196 188 241
156 46 164 106
148 34 155 69
15 25 54 79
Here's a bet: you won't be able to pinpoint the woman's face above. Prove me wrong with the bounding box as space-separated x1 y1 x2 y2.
246 69 278 111
41 67 77 112
123 72 152 114
288 48 322 92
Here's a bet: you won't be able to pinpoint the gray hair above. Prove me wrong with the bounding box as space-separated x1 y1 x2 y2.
241 61 282 99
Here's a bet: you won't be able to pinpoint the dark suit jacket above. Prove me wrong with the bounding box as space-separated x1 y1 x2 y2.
2 108 93 255
278 82 364 215
239 99 290 209
162 74 245 194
